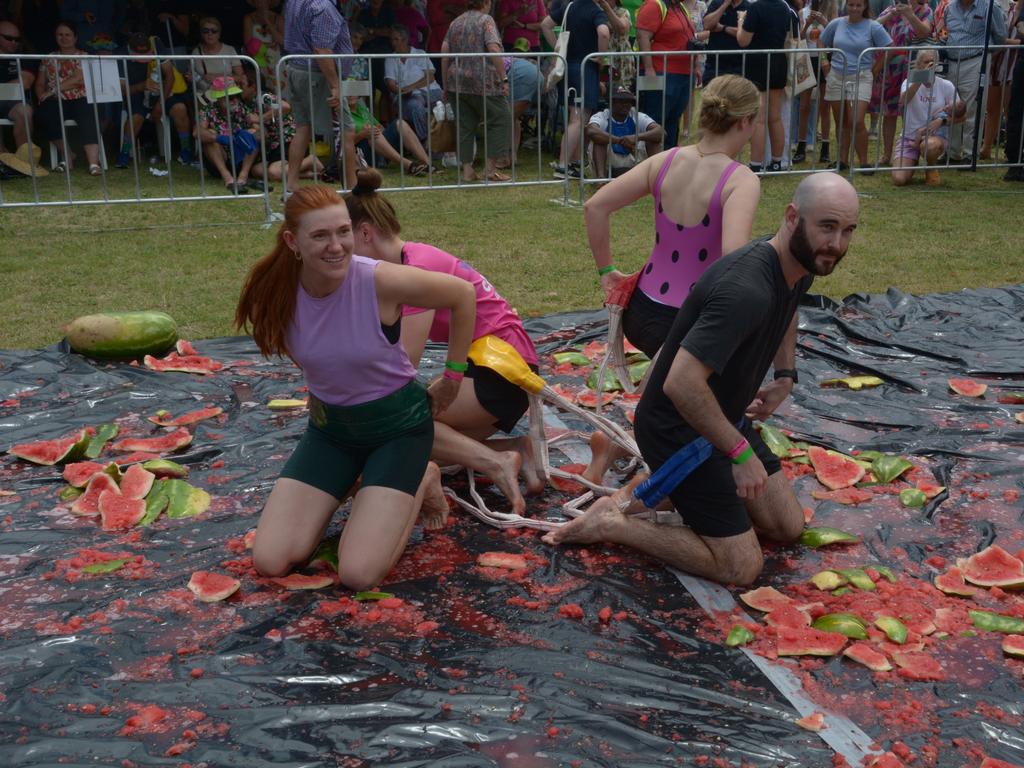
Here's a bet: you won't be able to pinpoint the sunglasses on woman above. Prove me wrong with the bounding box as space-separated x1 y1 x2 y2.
1 33 22 42
201 27 220 34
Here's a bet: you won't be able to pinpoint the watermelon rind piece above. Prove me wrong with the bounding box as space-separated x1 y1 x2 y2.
187 571 240 602
59 486 83 502
64 311 177 359
835 568 876 591
934 567 981 597
871 455 914 484
758 424 795 459
1001 635 1024 658
63 461 121 488
354 591 394 601
308 535 340 571
874 616 908 644
799 527 860 548
794 712 826 731
957 545 1024 589
143 352 223 375
81 558 129 575
477 552 528 570
9 429 89 466
141 459 189 479
970 610 1024 635
267 399 308 410
863 564 897 583
819 375 884 390
725 624 756 647
111 427 192 454
138 479 170 526
82 423 119 459
810 571 846 591
119 463 156 500
71 472 120 516
899 488 927 508
164 479 211 519
776 626 847 656
147 405 223 428
948 377 987 397
552 351 591 366
99 490 147 530
738 586 793 612
807 446 865 490
843 642 893 671
270 573 334 590
811 613 868 640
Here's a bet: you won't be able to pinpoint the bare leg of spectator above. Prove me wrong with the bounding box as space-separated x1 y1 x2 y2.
236 150 258 186
9 103 32 148
592 142 608 178
750 92 768 166
287 123 311 195
881 115 897 165
560 105 582 167
766 88 784 166
395 120 432 165
202 140 235 185
890 150 916 186
817 88 831 162
852 99 870 167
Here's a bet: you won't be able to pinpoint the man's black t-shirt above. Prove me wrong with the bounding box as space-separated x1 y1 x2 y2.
3 56 39 86
552 0 608 63
740 0 797 79
634 237 812 454
704 0 751 76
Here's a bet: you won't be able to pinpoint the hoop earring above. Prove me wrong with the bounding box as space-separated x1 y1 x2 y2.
292 249 301 261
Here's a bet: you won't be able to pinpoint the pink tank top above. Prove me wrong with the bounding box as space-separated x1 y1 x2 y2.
287 255 417 406
635 148 742 308
401 242 538 365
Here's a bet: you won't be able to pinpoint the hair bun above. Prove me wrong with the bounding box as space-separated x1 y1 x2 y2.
352 167 383 195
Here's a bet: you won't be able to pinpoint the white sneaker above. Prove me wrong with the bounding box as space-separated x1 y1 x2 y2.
442 152 459 168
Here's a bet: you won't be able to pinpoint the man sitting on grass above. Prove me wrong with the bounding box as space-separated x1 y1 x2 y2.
585 87 662 180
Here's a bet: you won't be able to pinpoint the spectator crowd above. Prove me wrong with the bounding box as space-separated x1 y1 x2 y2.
0 0 1022 188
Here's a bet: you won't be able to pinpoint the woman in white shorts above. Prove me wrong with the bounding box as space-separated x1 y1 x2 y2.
819 0 891 171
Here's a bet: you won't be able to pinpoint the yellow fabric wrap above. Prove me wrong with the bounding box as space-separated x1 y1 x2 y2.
467 335 545 394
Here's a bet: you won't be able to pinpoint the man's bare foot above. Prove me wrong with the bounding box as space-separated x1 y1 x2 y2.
541 496 625 546
492 450 526 515
418 462 449 531
583 430 628 486
512 436 545 496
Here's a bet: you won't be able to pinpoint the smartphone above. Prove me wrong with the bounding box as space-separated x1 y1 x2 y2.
909 67 935 85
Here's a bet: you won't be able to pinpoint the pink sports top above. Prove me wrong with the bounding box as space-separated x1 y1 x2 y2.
287 255 417 406
635 148 742 308
401 242 538 366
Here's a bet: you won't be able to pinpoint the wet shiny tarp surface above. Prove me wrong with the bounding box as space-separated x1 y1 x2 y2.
1 286 1023 767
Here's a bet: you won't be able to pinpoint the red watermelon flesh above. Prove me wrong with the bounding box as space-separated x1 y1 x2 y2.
187 571 241 602
957 545 1024 589
63 461 110 488
270 573 334 590
776 626 847 656
477 552 529 570
948 377 987 397
810 487 874 505
113 452 161 465
112 428 192 454
893 651 945 681
99 490 146 530
71 473 120 516
740 586 794 612
869 753 908 768
148 405 223 427
765 606 811 629
1001 635 1024 658
144 353 222 375
996 392 1024 404
795 712 825 731
807 446 865 490
120 463 156 500
9 429 88 466
575 390 618 409
843 642 892 671
550 464 588 493
175 339 198 356
980 759 1024 768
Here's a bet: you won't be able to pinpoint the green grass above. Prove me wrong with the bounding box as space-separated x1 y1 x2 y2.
0 159 1020 350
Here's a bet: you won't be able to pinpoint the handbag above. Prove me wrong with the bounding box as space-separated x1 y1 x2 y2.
786 32 817 97
428 111 456 153
545 1 574 92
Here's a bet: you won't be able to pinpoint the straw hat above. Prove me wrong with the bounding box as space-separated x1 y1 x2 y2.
0 143 49 177
205 75 243 101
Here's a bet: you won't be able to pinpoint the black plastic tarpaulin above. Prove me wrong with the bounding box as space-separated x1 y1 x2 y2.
0 286 1022 767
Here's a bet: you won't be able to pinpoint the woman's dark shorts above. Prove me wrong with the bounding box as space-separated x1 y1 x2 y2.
470 359 533 433
623 288 679 359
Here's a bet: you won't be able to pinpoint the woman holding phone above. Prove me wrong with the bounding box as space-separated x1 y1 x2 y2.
875 0 933 166
890 48 960 186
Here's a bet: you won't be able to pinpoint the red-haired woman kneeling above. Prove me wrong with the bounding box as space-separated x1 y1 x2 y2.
236 185 476 591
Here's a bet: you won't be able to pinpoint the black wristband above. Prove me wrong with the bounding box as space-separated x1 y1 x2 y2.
774 368 798 384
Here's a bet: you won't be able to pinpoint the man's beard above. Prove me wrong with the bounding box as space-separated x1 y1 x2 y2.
790 217 846 276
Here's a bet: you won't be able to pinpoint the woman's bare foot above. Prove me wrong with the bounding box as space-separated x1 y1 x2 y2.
512 436 545 496
541 496 624 546
583 430 628 486
486 449 526 515
418 462 449 531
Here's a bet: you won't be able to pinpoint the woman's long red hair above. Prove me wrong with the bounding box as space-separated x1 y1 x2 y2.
235 185 345 358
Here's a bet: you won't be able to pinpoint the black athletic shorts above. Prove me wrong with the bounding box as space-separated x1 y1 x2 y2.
634 419 782 538
622 288 678 359
747 54 789 92
470 359 533 433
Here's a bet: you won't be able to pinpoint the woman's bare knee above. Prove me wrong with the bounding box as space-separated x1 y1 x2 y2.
337 563 385 592
252 546 294 578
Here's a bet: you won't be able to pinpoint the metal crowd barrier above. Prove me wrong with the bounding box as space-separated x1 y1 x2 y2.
272 51 570 197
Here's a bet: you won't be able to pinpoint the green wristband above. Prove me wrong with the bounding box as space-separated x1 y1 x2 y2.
445 360 469 373
731 445 755 465
597 264 617 276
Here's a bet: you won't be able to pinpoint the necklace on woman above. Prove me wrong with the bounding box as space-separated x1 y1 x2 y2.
695 143 730 158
